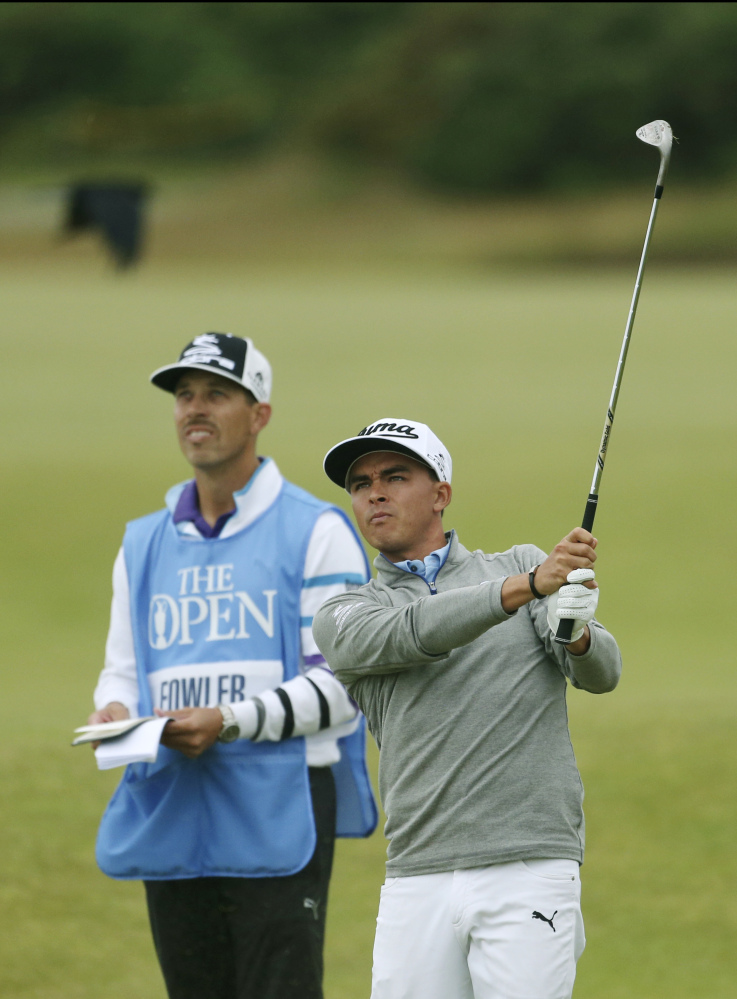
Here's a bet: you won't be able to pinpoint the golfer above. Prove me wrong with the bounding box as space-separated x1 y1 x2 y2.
313 418 622 999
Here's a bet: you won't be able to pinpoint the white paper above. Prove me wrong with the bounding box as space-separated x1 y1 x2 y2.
72 716 155 746
94 717 171 770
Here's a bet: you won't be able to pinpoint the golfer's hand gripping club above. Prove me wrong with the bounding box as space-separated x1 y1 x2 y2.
554 495 598 643
548 569 599 644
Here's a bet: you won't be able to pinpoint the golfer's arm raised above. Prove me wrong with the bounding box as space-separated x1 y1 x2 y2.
313 578 514 684
313 528 600 685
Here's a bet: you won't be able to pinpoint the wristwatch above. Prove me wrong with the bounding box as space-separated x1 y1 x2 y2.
217 703 240 743
528 565 545 600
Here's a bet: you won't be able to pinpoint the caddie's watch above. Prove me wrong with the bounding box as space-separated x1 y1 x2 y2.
217 703 240 743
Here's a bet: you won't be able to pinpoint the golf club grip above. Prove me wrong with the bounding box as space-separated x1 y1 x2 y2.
554 494 599 644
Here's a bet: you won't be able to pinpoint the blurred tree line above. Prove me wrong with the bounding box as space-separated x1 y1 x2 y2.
1 1 736 191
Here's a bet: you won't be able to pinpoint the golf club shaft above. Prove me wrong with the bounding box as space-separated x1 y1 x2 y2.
554 182 664 644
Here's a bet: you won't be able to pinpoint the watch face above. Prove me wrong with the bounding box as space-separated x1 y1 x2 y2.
219 724 240 743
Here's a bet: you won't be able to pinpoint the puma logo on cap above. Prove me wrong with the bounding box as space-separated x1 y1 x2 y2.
357 422 420 440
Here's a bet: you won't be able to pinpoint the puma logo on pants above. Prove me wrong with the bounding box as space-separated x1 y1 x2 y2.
532 910 558 932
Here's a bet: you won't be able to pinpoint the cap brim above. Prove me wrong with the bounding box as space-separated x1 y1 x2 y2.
324 438 433 489
149 362 247 394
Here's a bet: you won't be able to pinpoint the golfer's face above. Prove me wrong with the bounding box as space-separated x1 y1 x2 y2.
348 452 441 555
174 371 257 472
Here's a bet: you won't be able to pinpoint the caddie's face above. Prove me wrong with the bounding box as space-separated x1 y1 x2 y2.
348 451 450 558
174 371 269 472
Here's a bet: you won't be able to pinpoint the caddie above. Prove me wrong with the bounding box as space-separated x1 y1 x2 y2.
88 333 377 999
313 418 622 999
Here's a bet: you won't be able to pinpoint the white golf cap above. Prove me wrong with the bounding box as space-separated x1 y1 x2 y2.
324 418 452 490
150 332 272 402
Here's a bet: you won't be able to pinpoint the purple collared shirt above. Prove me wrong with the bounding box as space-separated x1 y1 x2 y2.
172 480 235 539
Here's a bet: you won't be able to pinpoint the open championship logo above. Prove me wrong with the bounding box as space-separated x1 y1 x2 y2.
151 595 178 649
148 563 277 649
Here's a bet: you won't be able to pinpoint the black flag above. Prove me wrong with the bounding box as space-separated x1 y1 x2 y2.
65 183 148 267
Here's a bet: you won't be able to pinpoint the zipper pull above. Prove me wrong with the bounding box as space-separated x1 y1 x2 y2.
429 580 437 594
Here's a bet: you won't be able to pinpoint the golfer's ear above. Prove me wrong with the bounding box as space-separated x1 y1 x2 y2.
434 482 452 512
252 403 272 433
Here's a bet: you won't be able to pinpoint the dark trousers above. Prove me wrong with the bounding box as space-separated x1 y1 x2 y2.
144 767 336 999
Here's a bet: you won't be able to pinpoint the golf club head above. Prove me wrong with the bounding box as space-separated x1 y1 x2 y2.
636 120 673 188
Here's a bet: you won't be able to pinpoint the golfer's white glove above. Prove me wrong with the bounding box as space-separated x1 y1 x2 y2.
547 568 599 643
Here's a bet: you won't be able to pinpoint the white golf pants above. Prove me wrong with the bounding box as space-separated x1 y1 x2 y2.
370 859 585 999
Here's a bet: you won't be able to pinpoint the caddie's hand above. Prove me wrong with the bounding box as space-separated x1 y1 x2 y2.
547 568 600 643
156 707 223 758
532 528 598 596
87 702 130 750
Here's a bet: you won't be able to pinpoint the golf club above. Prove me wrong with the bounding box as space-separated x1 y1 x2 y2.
554 119 674 644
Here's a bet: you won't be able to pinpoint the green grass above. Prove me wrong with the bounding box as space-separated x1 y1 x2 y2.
0 245 734 997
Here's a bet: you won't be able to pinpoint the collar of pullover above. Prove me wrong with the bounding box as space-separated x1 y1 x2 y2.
391 539 450 584
375 530 461 583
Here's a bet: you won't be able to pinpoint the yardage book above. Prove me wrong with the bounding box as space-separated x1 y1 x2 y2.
72 716 171 770
72 716 156 745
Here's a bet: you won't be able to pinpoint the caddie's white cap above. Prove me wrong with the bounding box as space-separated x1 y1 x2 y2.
150 332 272 402
324 417 452 490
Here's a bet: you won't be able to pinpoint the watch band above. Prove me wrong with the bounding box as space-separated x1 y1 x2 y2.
528 565 545 600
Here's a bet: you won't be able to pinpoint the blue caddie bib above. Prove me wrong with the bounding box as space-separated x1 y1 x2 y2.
96 479 376 880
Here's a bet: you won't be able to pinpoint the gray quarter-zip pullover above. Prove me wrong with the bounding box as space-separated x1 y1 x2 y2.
313 532 621 877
